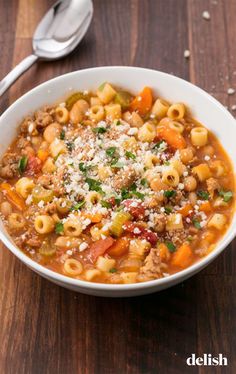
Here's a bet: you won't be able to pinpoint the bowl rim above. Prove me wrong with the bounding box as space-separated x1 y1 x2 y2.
0 65 236 291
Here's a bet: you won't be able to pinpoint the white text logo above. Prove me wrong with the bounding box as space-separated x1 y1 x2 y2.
186 354 227 366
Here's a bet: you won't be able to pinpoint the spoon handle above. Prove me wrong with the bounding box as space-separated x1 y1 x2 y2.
0 54 38 97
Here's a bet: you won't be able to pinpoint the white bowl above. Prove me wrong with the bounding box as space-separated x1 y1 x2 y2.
0 67 235 297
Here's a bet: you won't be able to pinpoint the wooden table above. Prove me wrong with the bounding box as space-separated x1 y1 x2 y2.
0 1 236 373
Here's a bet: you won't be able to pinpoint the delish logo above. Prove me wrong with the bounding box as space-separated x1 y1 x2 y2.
186 354 228 366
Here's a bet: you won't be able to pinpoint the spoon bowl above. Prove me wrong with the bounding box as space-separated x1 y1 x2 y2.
33 0 93 60
0 0 93 96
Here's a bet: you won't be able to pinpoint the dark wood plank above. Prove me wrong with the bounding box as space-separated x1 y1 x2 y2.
188 3 236 374
188 0 229 93
197 275 236 374
0 0 236 373
0 0 18 112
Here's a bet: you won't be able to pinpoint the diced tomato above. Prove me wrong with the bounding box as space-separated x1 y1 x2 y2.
89 237 115 262
26 156 42 176
122 199 145 219
122 221 136 232
123 221 158 246
141 230 158 246
107 196 116 207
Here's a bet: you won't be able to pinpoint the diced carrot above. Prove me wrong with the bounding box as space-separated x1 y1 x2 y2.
37 149 49 162
178 203 193 217
82 212 103 223
156 125 186 149
199 201 212 213
171 243 193 268
89 237 115 261
130 87 153 115
159 243 170 261
0 182 25 211
202 231 215 244
108 237 130 257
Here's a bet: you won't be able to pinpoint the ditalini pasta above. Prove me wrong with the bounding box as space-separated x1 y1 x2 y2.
0 83 234 284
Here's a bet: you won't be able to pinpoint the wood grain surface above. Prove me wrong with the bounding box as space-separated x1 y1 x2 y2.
0 0 236 373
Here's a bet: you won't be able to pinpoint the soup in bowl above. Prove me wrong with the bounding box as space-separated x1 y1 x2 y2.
0 67 235 297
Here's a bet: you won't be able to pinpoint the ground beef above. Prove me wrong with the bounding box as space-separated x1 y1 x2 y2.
139 247 162 279
206 177 220 198
35 110 53 129
43 202 57 214
37 174 52 187
26 237 41 248
38 174 65 196
164 229 189 246
15 229 41 248
153 213 167 232
0 153 20 179
172 190 184 204
16 136 30 149
51 173 65 196
189 226 199 235
112 166 137 190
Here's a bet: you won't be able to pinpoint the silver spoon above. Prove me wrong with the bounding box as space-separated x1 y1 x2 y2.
0 0 93 97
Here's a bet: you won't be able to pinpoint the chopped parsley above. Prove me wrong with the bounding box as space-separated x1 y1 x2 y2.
106 147 122 168
140 178 148 187
121 188 132 200
187 236 194 242
18 155 28 174
193 219 201 229
130 183 138 191
125 151 136 160
165 241 176 252
109 156 118 165
79 162 92 174
109 268 117 273
111 161 124 169
153 140 166 151
132 190 145 200
164 161 170 166
66 141 75 152
85 178 103 193
55 222 64 234
218 190 233 202
106 147 117 157
120 185 145 200
71 200 85 211
92 127 107 134
130 183 145 200
116 120 121 126
101 200 112 209
164 206 172 214
164 190 176 198
197 190 210 200
60 130 65 140
115 197 122 206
